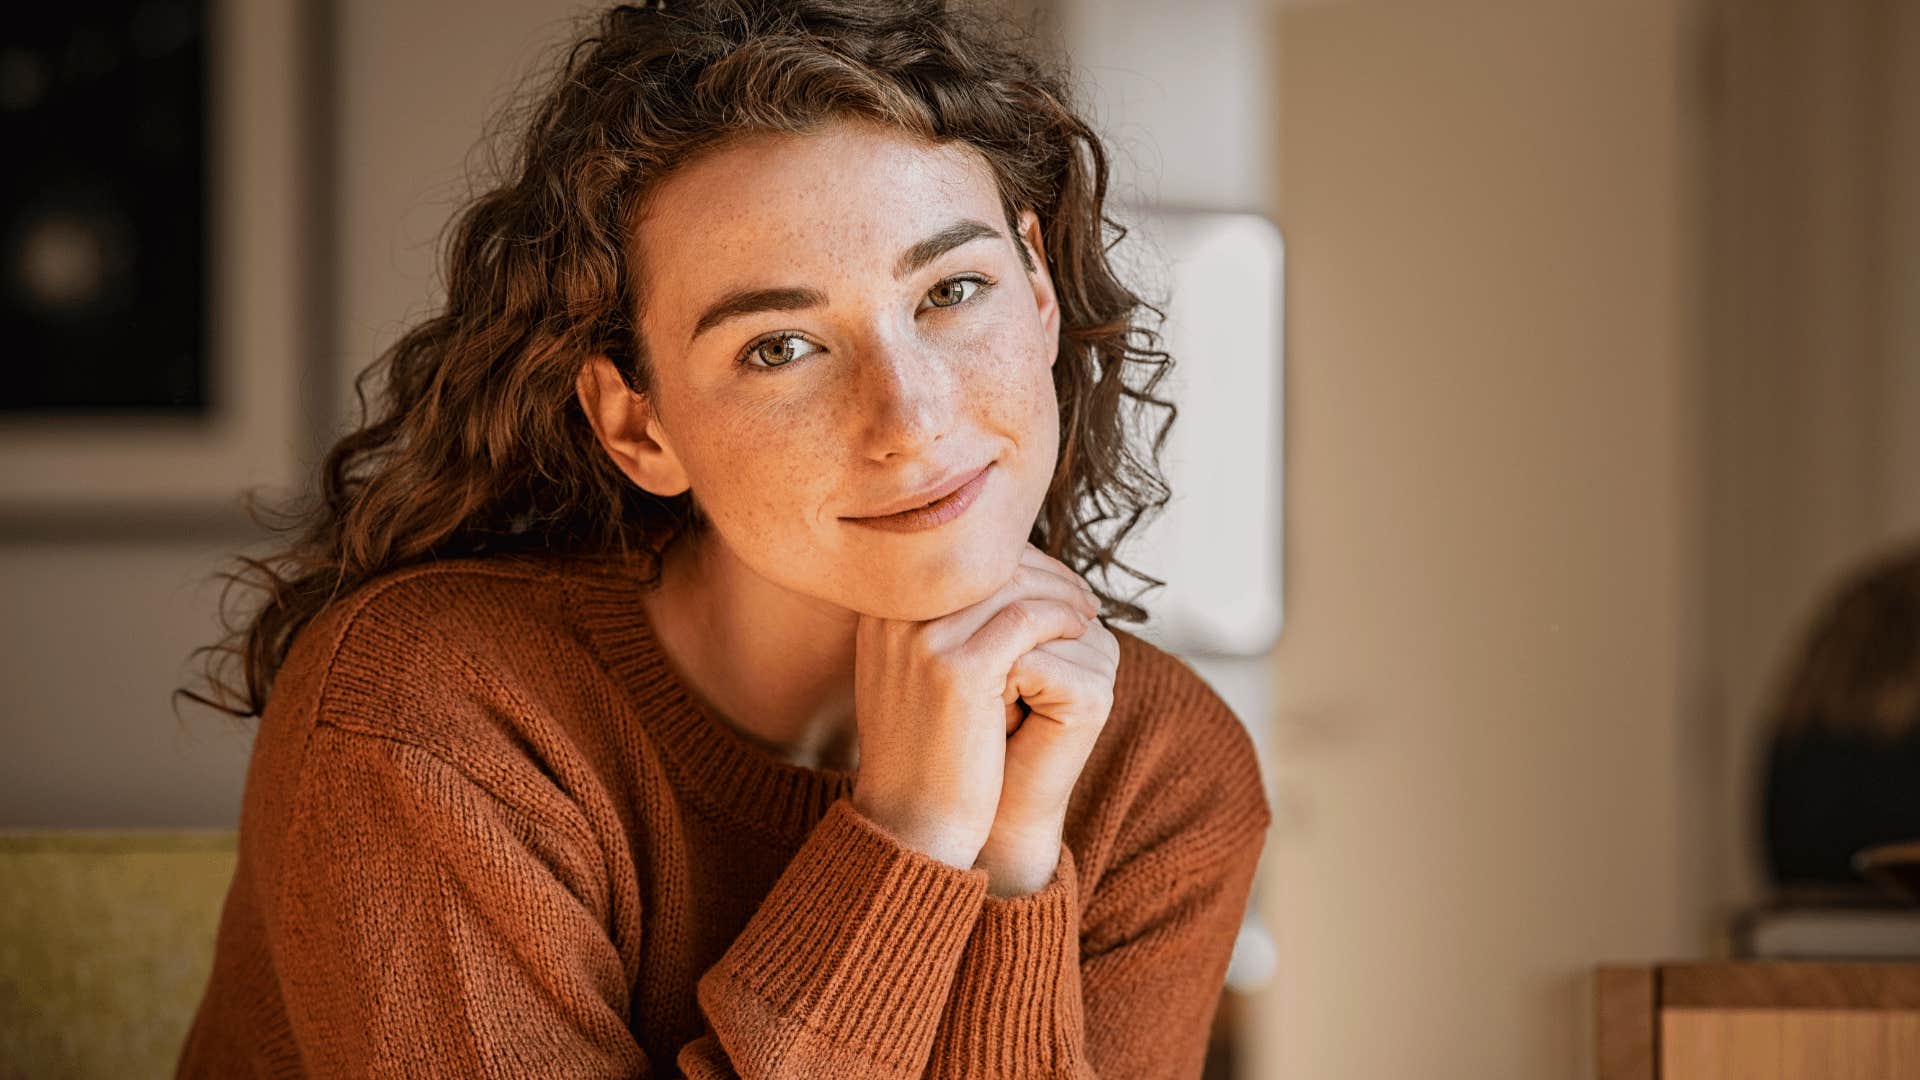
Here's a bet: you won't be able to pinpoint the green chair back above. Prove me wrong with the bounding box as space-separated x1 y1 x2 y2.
0 829 237 1079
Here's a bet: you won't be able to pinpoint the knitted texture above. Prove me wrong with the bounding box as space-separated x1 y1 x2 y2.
175 552 1272 1078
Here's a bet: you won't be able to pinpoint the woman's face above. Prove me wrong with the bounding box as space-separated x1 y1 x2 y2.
593 116 1062 621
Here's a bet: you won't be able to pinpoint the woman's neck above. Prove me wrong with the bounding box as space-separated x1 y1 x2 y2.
639 529 863 773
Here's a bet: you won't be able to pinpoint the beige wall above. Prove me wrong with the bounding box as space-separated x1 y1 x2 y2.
331 0 597 427
0 538 259 825
1251 2 1715 1076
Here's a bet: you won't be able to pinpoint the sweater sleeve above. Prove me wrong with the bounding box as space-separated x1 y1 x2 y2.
677 794 992 1078
921 825 1267 1079
270 727 995 1080
924 675 1274 1079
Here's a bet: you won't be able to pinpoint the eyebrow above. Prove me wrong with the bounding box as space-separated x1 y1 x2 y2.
685 218 1005 348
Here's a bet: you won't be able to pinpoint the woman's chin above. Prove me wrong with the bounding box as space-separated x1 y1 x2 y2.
848 546 1029 622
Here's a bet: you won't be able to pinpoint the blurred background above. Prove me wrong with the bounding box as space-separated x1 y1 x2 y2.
5 0 1920 1077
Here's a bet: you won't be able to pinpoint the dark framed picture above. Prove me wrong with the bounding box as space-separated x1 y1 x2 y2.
0 0 318 520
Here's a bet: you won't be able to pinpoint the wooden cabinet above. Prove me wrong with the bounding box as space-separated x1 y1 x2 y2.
1596 963 1920 1079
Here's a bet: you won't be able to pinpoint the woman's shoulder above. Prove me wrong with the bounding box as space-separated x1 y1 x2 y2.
1091 623 1274 843
269 553 584 747
293 553 562 668
1106 623 1257 750
244 555 618 890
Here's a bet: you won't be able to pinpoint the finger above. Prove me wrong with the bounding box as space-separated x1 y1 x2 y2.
1014 628 1119 722
1028 633 1115 679
1004 644 1107 727
929 562 1097 650
1064 616 1120 670
1017 639 1116 724
1014 562 1098 617
963 598 1092 691
1005 554 1096 607
1003 695 1031 734
1020 544 1098 601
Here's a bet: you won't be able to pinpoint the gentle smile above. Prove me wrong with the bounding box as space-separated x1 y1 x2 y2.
843 463 992 533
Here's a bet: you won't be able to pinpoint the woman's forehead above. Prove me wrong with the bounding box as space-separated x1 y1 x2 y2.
638 120 1005 272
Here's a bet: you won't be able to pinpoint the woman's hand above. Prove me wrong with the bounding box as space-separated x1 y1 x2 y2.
850 542 1102 871
977 546 1119 897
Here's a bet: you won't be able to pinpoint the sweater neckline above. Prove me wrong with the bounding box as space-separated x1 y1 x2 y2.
557 550 858 843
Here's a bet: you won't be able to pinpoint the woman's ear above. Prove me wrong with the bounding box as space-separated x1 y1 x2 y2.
1014 208 1061 365
575 355 692 497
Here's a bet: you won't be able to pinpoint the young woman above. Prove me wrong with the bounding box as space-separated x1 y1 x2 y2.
175 1 1273 1075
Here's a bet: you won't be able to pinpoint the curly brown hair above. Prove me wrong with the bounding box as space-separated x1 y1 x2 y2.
177 0 1179 723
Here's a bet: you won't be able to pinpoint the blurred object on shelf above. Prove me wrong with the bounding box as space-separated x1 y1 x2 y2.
1855 838 1920 904
1761 542 1920 889
1732 903 1920 961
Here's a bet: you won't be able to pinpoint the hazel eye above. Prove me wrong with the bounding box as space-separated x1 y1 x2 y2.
738 333 821 371
925 274 992 309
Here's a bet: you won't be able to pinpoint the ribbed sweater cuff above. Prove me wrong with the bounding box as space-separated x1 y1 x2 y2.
928 843 1086 1078
696 794 989 1074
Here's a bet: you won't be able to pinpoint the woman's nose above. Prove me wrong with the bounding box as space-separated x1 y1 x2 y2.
851 334 959 459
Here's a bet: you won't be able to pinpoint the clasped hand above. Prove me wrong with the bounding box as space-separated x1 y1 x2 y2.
850 542 1121 897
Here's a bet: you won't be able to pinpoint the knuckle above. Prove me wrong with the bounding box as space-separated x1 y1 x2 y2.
1008 599 1044 634
1017 565 1060 593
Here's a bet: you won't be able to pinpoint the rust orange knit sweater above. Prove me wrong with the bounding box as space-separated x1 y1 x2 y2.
175 551 1272 1078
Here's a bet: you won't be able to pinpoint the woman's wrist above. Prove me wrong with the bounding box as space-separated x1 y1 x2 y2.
849 789 987 871
973 821 1065 898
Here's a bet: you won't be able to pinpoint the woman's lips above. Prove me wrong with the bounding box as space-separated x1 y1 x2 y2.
850 461 992 518
843 463 991 533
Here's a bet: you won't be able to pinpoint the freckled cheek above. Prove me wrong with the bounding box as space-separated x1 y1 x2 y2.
963 342 1060 516
959 325 1058 426
691 407 838 531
